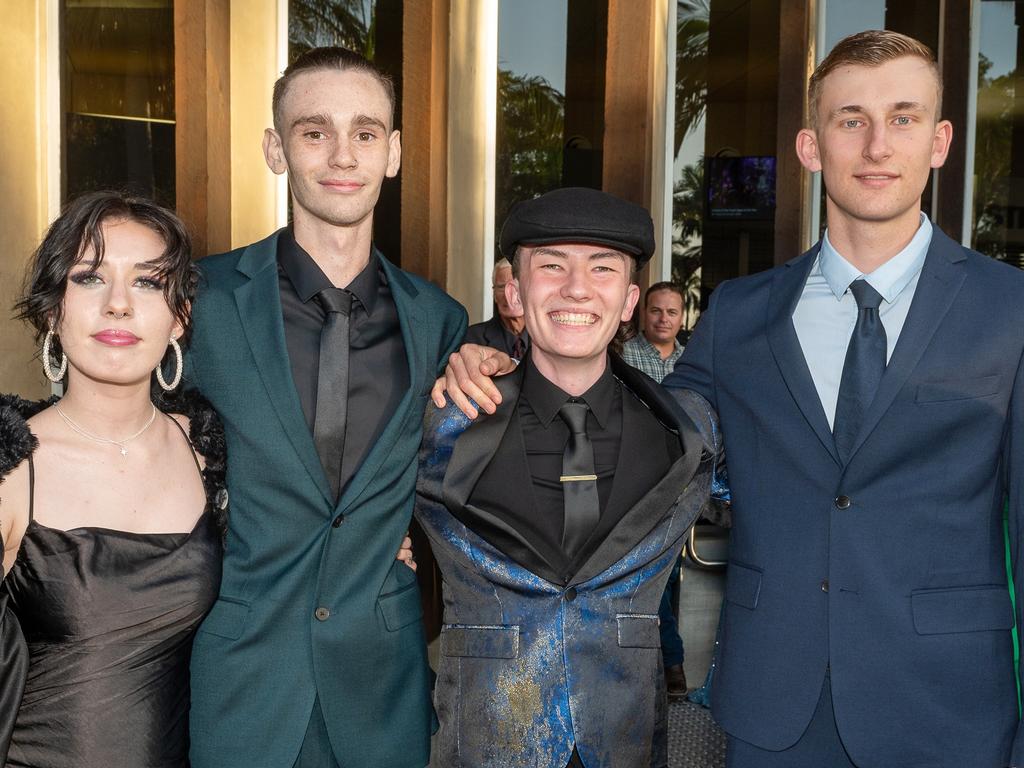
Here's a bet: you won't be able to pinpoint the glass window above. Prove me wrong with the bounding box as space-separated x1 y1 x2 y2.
495 0 608 252
62 0 175 206
971 0 1024 268
671 0 780 326
288 0 404 262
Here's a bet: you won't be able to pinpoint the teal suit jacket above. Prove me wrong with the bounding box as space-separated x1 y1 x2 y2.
185 230 467 768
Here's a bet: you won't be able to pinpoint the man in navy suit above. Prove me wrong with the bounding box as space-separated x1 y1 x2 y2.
662 30 1024 767
438 29 1024 768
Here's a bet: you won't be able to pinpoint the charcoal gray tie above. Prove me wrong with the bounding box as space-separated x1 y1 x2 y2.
314 287 352 501
558 401 600 556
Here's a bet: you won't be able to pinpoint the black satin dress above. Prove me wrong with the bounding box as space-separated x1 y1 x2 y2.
0 391 226 768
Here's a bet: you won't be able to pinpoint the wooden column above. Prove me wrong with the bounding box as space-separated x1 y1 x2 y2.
934 0 971 242
774 0 814 263
401 0 450 288
175 0 231 258
603 0 654 210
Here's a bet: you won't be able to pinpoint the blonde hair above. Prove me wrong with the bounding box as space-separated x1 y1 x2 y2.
808 30 941 128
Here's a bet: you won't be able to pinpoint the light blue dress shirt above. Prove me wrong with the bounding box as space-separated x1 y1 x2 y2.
792 214 933 428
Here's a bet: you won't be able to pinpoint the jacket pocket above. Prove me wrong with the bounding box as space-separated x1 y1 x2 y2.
616 614 661 648
440 624 519 658
915 376 1000 403
378 581 424 632
724 561 763 610
911 585 1014 635
197 596 250 640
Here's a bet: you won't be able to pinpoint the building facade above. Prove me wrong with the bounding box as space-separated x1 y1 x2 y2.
2 0 1015 396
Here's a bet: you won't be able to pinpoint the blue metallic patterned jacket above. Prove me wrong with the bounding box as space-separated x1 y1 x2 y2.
416 358 720 768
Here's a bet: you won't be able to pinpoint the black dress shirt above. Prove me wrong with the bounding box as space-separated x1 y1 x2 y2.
277 229 408 496
466 354 678 581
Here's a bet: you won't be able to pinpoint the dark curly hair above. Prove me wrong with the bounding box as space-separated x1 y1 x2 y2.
14 191 198 352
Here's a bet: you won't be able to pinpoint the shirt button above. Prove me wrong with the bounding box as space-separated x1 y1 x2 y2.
314 607 330 621
834 495 852 510
332 514 345 528
821 579 830 593
564 587 578 602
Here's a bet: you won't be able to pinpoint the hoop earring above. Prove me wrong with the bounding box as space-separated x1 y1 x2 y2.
156 337 183 391
42 327 67 383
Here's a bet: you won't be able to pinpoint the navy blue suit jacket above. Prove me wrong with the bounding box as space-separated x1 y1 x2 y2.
663 226 1024 767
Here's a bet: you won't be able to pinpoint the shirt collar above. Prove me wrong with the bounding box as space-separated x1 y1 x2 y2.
277 227 381 315
637 333 682 359
521 352 616 429
819 213 932 303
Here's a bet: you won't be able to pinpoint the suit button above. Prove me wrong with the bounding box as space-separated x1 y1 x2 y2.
332 514 345 528
821 579 829 593
834 495 851 510
564 587 577 602
314 607 330 621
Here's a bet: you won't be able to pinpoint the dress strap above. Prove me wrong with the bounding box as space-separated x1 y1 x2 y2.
27 453 34 523
166 414 204 480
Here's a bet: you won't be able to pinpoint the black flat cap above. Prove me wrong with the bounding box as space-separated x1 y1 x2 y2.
499 187 655 267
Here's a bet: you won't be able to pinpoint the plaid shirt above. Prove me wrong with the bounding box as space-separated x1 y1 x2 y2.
621 334 684 383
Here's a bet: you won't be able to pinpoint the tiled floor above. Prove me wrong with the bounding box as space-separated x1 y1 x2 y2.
668 699 727 768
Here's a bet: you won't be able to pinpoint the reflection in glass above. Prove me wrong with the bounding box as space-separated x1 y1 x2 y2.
495 0 607 252
972 0 1024 267
287 0 404 262
62 0 175 206
671 0 779 325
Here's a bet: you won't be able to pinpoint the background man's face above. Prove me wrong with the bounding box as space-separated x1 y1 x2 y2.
492 265 520 321
643 289 684 346
508 243 639 379
264 68 401 229
797 55 951 231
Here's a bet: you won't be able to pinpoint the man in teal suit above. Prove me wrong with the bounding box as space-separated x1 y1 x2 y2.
185 47 467 768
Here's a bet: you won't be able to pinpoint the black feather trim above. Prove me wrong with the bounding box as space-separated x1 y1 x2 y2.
0 395 57 480
154 387 230 541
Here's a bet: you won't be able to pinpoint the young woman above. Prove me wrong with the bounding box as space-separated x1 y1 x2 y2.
0 191 227 767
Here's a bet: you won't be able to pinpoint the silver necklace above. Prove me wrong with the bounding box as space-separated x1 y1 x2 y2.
54 403 158 457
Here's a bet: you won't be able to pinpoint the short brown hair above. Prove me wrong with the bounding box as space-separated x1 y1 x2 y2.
644 281 685 306
272 46 396 132
808 30 942 128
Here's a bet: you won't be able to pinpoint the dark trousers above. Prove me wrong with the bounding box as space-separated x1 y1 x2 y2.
726 674 857 768
658 555 685 666
293 696 341 768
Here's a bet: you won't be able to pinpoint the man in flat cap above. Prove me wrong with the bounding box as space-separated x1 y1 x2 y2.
416 187 720 768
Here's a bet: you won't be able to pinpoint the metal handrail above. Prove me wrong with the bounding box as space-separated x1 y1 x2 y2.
686 524 727 571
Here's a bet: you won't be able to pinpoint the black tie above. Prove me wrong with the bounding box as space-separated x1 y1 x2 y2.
314 287 352 501
833 280 886 462
558 401 600 557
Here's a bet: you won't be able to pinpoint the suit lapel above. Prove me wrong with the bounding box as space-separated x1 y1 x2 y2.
441 368 523 513
572 364 704 585
845 228 967 462
766 246 842 465
439 368 566 583
233 230 333 504
337 253 428 511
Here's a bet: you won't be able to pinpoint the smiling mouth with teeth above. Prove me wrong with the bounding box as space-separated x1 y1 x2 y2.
551 311 597 326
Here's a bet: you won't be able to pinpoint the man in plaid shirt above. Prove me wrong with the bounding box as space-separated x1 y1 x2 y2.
622 282 686 381
621 280 690 698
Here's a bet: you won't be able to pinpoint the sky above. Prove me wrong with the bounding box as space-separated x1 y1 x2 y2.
497 0 568 92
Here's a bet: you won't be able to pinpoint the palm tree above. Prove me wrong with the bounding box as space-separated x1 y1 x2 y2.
495 69 566 249
289 0 374 61
675 0 710 157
